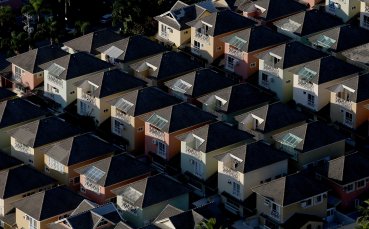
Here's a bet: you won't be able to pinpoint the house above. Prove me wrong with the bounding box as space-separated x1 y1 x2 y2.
75 153 152 204
235 102 306 142
360 0 369 30
40 52 112 109
164 68 235 103
50 200 123 229
112 174 190 228
252 172 329 228
75 69 146 126
272 121 346 169
130 51 203 87
5 45 68 91
325 0 360 22
8 116 83 170
273 9 344 43
0 165 56 218
197 83 274 123
0 88 16 101
316 152 369 211
215 141 289 216
257 41 327 102
42 133 118 189
188 9 257 63
0 151 22 172
154 1 214 47
0 98 50 152
292 56 362 112
141 102 215 165
109 87 180 152
96 35 167 73
12 186 85 229
62 28 123 55
328 73 369 129
236 0 308 24
177 121 254 196
221 26 291 80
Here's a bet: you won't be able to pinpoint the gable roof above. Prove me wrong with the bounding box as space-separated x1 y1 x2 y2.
39 52 112 80
63 29 123 55
0 165 56 199
283 213 323 229
8 116 83 148
43 133 117 166
257 41 328 69
272 121 346 153
155 205 184 222
273 9 343 37
252 172 329 206
290 56 362 85
75 154 152 187
75 69 146 98
13 186 85 221
142 102 216 133
110 87 181 117
112 174 190 208
222 26 291 53
236 102 306 133
197 83 273 114
177 121 254 153
6 44 68 73
0 88 16 101
164 68 236 98
237 0 307 22
0 98 49 129
214 141 289 173
130 51 202 82
96 35 167 63
0 151 22 171
188 9 256 36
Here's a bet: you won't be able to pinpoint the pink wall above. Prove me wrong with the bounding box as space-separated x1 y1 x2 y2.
12 64 44 90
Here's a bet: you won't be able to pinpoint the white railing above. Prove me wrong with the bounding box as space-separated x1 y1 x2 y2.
223 166 239 180
365 5 369 12
160 31 168 39
336 96 352 110
298 80 314 90
47 74 63 87
12 73 22 82
81 92 96 105
229 47 243 59
263 63 279 75
149 125 165 140
186 146 202 160
116 110 131 123
195 32 210 44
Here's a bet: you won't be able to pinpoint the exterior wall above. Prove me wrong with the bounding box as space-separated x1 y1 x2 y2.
360 1 369 30
325 0 361 22
111 106 136 151
10 137 36 167
157 21 190 47
11 65 44 90
16 208 67 229
301 0 324 8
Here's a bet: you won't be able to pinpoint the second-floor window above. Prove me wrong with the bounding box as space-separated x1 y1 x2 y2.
232 182 240 197
157 140 166 158
194 40 200 49
113 119 124 135
307 93 315 107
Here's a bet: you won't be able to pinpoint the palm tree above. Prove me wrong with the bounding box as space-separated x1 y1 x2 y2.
22 0 44 22
197 218 216 229
358 200 369 229
10 31 28 54
75 21 90 35
35 18 58 44
0 5 13 28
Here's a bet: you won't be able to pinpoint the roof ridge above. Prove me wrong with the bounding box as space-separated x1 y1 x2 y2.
0 100 8 124
0 169 10 198
37 191 47 220
65 137 76 165
30 119 41 147
101 156 113 186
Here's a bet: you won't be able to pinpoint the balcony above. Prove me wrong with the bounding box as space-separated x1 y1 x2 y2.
365 5 369 12
335 96 352 110
263 63 279 75
12 73 22 82
298 79 313 90
116 110 131 123
160 31 168 39
186 146 202 160
223 166 239 180
149 125 165 140
195 31 210 45
81 92 96 105
229 47 243 59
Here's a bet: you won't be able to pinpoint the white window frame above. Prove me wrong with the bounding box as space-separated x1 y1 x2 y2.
157 141 166 158
232 182 240 197
356 179 366 190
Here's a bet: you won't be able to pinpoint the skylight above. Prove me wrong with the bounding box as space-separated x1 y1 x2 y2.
281 133 302 148
298 67 317 82
316 35 336 48
47 63 65 77
229 36 247 50
84 166 105 183
122 187 142 204
172 79 192 93
280 19 301 33
147 114 168 130
115 98 134 113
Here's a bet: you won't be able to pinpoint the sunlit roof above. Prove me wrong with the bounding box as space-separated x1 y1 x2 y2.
84 166 105 183
281 133 302 148
229 36 247 50
172 79 192 93
115 98 134 113
47 63 65 77
147 114 168 130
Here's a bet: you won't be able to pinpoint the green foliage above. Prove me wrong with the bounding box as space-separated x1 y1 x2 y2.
358 200 369 229
0 5 13 27
75 21 90 35
197 218 216 229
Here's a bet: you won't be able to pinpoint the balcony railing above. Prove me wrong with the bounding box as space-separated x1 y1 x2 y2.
263 63 279 75
195 32 210 45
186 146 202 160
229 47 243 59
365 5 369 12
149 125 165 140
81 92 96 105
160 31 168 39
12 73 22 82
298 79 314 90
223 166 239 180
116 110 131 123
336 96 352 110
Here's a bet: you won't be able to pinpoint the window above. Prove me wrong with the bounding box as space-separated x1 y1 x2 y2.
147 114 168 130
307 93 315 107
232 182 240 197
194 40 200 49
80 101 87 115
157 141 166 158
216 46 222 52
28 215 37 229
227 56 235 70
357 180 365 189
344 112 353 126
314 195 323 204
364 15 369 28
113 119 124 135
250 62 256 68
115 98 133 113
229 36 247 50
262 73 268 82
193 160 203 178
137 127 144 132
172 79 192 93
316 35 336 48
279 133 302 157
344 183 354 193
301 198 312 208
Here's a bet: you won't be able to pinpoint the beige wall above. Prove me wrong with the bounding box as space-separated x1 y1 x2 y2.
360 2 369 30
16 208 66 229
10 137 36 167
157 22 191 47
325 0 361 22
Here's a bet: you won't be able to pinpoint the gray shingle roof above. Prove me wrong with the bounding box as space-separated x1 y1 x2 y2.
112 174 190 208
0 152 22 171
328 73 369 103
283 213 323 229
252 172 329 206
155 205 184 222
214 141 289 173
0 88 16 101
75 69 147 98
6 44 68 73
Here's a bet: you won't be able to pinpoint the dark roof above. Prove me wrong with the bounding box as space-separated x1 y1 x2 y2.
283 213 323 229
0 55 11 73
258 41 328 69
318 152 369 185
0 165 56 199
236 102 306 133
63 29 123 55
214 141 289 173
112 174 190 208
164 68 236 98
130 51 202 82
237 0 307 22
44 133 117 166
197 83 273 114
177 122 254 153
0 152 22 171
142 102 216 133
8 116 83 148
13 186 85 221
96 35 167 63
39 52 112 80
155 205 184 222
328 73 369 103
160 210 204 229
252 172 329 206
222 26 291 53
273 9 343 37
308 24 369 52
6 44 68 73
188 10 256 36
75 69 146 98
0 98 49 129
0 88 16 101
290 56 362 84
114 222 133 229
110 87 181 117
273 121 346 153
75 154 152 187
